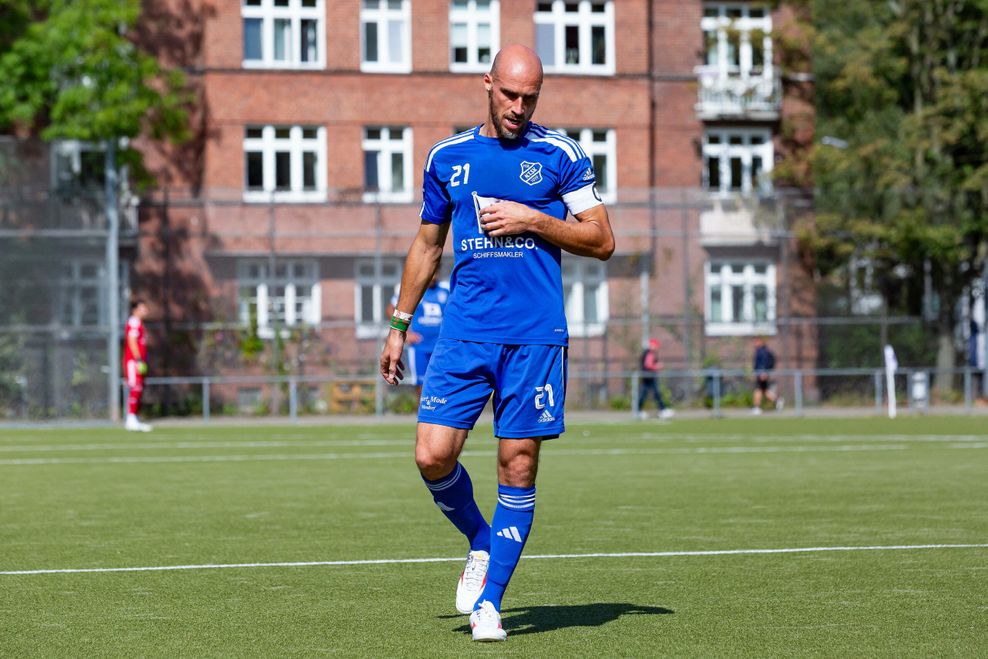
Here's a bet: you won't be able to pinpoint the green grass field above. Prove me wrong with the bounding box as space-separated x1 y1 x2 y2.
1 416 986 657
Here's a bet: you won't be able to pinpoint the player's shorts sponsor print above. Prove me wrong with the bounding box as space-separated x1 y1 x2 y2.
418 339 566 439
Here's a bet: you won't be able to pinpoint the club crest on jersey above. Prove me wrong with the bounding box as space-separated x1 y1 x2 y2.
519 161 543 186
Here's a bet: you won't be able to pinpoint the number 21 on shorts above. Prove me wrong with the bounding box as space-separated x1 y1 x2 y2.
534 384 555 410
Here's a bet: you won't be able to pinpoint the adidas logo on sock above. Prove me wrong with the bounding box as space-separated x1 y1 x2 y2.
496 526 523 543
538 409 555 423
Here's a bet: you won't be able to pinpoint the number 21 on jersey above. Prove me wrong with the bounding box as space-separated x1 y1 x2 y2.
450 163 471 187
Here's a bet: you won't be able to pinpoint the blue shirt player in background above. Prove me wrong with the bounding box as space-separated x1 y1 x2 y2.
379 44 615 642
388 275 449 391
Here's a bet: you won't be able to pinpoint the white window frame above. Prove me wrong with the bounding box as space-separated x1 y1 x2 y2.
237 259 321 339
704 260 776 336
563 258 608 337
243 125 327 203
848 255 884 316
51 140 106 191
449 0 500 72
354 258 402 339
702 127 773 196
559 127 617 203
362 126 413 203
700 2 773 80
534 0 615 75
360 0 412 73
55 259 105 328
241 0 326 69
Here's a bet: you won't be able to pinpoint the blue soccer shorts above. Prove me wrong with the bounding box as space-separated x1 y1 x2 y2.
417 338 567 439
405 346 433 386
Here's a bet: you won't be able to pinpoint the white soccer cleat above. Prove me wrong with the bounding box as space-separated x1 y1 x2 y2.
660 408 675 419
125 417 153 432
751 407 762 415
456 550 489 614
470 600 507 642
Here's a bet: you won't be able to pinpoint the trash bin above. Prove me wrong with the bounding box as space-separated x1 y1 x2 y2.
910 371 929 410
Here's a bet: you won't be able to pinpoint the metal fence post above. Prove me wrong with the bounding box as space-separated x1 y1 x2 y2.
202 378 210 423
712 368 722 419
375 377 384 417
795 370 803 415
631 372 640 418
964 367 972 411
874 370 883 413
289 377 298 422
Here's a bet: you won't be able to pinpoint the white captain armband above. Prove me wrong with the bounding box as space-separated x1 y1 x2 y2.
562 183 604 216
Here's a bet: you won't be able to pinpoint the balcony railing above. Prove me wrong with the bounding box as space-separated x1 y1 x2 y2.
695 68 781 120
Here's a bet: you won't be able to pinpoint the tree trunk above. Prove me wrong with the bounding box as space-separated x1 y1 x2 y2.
934 318 955 395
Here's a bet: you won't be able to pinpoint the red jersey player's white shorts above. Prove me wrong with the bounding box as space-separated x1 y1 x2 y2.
125 360 145 392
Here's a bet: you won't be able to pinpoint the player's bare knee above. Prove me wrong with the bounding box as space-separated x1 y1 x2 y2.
414 444 457 479
497 455 538 488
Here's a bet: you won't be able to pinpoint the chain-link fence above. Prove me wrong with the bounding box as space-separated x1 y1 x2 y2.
2 169 986 420
0 138 137 420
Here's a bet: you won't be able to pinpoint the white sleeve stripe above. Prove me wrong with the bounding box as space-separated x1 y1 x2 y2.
562 184 602 215
425 133 475 171
546 128 587 159
529 136 579 162
529 125 587 160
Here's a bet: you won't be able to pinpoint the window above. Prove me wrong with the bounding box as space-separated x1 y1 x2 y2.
55 259 105 327
355 258 401 338
449 0 499 72
702 128 773 195
704 260 776 335
242 0 324 68
559 128 616 202
363 126 413 202
51 141 106 191
361 0 411 73
243 125 326 202
562 258 608 337
848 256 884 315
238 259 320 338
701 3 772 79
535 1 614 75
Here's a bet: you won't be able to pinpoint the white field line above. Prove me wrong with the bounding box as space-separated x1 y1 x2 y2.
2 543 986 577
0 444 925 466
1 433 985 454
0 438 413 453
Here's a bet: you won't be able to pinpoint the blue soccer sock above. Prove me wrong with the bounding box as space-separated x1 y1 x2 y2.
423 462 490 553
476 484 536 611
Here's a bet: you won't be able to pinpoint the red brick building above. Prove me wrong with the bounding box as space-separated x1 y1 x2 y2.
126 0 815 410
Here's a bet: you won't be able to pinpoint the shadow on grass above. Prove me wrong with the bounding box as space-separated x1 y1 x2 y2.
444 602 674 636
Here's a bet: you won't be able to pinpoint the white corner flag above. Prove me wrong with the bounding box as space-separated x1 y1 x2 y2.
883 345 898 419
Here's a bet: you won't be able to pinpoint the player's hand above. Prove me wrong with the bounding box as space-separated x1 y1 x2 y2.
379 329 407 385
136 361 148 375
479 200 537 237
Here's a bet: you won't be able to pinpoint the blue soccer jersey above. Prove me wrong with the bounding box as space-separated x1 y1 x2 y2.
420 123 602 346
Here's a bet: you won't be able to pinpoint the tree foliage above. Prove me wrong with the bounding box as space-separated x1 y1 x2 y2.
0 0 190 144
804 0 988 369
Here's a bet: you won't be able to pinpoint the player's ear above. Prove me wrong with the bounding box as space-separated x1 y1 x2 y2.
483 72 493 92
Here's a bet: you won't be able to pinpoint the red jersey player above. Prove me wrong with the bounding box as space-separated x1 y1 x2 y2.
124 300 152 432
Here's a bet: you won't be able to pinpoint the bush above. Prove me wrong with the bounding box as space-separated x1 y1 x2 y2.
609 394 631 410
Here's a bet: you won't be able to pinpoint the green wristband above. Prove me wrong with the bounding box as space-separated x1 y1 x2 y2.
390 318 409 332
